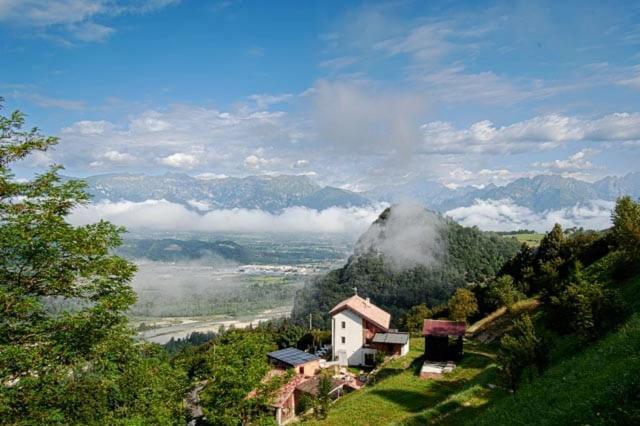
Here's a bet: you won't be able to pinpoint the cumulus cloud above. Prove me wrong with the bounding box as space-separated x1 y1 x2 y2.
68 199 385 235
158 153 199 169
355 203 444 270
532 149 597 172
244 154 272 169
422 112 640 154
445 198 614 232
55 103 304 173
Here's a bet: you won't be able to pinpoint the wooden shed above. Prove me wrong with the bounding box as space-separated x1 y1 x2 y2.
422 319 466 362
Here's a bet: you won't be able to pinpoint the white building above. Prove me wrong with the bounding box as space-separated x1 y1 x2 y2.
330 295 410 366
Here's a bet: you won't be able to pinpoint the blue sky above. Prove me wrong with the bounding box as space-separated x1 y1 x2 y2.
1 0 640 190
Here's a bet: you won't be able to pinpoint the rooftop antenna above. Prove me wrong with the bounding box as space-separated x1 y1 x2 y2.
353 287 358 296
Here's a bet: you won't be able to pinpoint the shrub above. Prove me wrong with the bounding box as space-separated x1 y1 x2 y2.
498 314 549 390
487 275 524 312
448 288 479 323
550 263 629 340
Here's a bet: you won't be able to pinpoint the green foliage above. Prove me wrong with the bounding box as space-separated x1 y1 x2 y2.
293 217 519 329
549 262 628 340
497 314 548 391
0 100 186 424
475 314 640 426
447 288 478 323
612 195 640 260
486 275 523 312
297 329 331 351
315 373 332 419
400 304 432 334
374 351 386 367
195 329 279 425
164 331 217 355
537 223 566 264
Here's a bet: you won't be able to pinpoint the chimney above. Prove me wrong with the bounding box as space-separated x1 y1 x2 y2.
365 297 370 305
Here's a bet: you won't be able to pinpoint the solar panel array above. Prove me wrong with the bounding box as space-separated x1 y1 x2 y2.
372 332 409 345
268 347 319 366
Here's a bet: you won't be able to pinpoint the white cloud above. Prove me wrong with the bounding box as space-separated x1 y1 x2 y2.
187 199 210 212
68 199 385 235
422 112 640 154
616 65 640 89
532 149 597 171
292 159 309 168
445 198 614 232
355 203 444 270
130 111 171 132
56 104 305 173
195 172 228 180
66 21 114 42
244 154 271 169
0 0 178 43
101 150 136 163
12 91 86 111
62 120 111 134
247 93 293 109
158 153 198 169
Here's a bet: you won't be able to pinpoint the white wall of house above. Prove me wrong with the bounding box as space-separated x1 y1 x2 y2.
332 309 366 366
331 309 379 366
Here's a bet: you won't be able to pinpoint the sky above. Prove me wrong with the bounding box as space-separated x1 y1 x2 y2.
2 0 640 191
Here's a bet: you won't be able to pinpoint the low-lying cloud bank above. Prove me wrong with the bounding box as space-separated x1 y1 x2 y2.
445 199 614 232
68 199 386 235
68 198 616 236
355 203 444 270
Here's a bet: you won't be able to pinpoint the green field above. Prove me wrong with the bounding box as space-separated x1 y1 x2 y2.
303 339 504 426
509 233 544 246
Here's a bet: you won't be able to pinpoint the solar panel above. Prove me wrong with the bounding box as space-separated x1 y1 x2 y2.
268 347 319 366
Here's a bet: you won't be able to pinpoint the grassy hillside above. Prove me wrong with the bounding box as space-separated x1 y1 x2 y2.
304 256 640 426
470 273 640 425
303 338 503 426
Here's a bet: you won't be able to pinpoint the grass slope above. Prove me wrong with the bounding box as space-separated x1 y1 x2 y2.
304 260 640 425
303 339 502 426
470 273 640 426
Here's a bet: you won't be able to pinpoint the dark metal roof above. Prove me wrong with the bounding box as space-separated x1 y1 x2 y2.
267 347 319 367
422 319 466 337
372 332 410 345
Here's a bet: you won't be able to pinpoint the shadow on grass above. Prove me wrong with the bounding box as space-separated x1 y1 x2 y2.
368 389 438 413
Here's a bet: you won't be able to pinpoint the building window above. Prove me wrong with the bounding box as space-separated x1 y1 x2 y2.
341 336 346 344
299 366 304 374
341 321 346 329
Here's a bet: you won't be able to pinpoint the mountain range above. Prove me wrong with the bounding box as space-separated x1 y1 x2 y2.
81 171 640 213
83 173 370 212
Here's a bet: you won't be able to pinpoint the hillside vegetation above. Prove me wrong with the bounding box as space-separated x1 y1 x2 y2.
293 207 520 328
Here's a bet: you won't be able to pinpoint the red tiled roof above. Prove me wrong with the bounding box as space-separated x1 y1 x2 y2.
422 319 466 337
329 295 391 331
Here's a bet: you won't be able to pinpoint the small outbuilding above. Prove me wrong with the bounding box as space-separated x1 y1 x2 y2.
422 319 466 362
267 347 321 377
371 331 410 357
